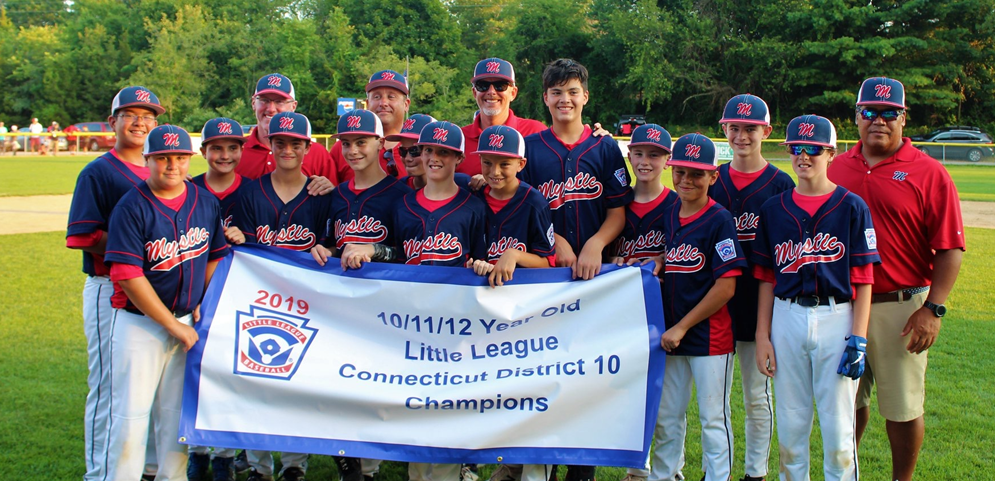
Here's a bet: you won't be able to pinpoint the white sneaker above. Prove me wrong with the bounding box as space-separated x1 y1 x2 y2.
461 465 480 481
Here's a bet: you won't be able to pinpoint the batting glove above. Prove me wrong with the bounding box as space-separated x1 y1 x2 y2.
837 335 867 379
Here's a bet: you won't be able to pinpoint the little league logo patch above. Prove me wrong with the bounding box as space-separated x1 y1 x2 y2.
347 115 362 129
875 84 892 99
797 123 816 137
486 61 501 73
135 89 152 103
279 116 294 130
488 134 504 149
715 238 736 262
864 228 877 250
736 102 752 116
234 305 317 380
433 127 449 142
163 132 181 147
218 122 233 135
684 143 702 159
267 75 282 87
614 167 628 186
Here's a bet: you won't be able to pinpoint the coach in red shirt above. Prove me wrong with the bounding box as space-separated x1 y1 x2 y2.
828 77 965 481
458 58 546 177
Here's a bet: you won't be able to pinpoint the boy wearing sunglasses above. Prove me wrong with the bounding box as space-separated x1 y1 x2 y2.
459 58 547 177
753 115 879 481
708 94 794 481
828 77 965 481
389 114 476 192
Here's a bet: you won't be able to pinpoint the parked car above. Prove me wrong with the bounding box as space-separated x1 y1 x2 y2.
70 121 116 151
911 127 994 162
614 114 646 136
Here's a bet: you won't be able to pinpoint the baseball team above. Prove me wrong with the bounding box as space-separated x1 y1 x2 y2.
66 56 964 481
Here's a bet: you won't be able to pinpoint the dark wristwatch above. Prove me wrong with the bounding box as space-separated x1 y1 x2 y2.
922 300 947 318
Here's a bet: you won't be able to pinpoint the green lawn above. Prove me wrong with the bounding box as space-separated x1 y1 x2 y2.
1 229 992 480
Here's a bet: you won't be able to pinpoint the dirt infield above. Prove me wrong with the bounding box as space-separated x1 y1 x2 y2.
0 194 993 235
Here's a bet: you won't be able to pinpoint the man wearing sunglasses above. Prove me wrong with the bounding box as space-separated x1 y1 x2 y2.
828 77 965 481
458 58 547 177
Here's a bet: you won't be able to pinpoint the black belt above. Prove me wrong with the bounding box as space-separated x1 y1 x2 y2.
124 307 193 318
870 286 929 304
779 295 851 307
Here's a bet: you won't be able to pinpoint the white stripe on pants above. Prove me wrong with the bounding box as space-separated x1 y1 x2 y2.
737 341 773 478
770 298 858 481
634 353 733 481
104 309 191 481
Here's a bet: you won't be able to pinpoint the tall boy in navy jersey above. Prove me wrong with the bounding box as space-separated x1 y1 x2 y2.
610 123 678 275
187 117 249 481
709 94 794 481
234 111 328 481
470 125 555 286
392 120 486 267
65 86 165 481
753 115 878 481
657 134 745 481
520 59 633 282
103 125 230 481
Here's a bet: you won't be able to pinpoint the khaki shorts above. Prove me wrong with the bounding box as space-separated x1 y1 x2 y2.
855 289 929 422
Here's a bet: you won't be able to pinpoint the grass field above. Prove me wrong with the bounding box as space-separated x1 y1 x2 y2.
1 228 993 480
3 153 993 202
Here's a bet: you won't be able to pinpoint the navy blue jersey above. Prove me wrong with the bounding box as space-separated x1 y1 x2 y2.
521 129 634 254
662 200 747 356
475 182 556 263
67 151 147 276
191 173 246 230
235 175 333 251
104 182 230 312
394 189 487 266
329 176 412 250
709 163 795 341
752 186 880 299
613 189 679 262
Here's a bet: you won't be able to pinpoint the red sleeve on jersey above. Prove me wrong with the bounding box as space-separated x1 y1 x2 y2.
720 268 742 278
753 265 776 284
547 254 557 267
66 230 103 248
110 263 145 282
850 263 874 285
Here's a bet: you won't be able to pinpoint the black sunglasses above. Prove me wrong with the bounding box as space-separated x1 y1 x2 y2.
473 80 511 92
399 146 422 157
858 108 903 122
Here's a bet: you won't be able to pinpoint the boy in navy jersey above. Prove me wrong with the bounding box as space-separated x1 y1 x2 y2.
753 115 878 481
104 125 230 481
657 134 745 481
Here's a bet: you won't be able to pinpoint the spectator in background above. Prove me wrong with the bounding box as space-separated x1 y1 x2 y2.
9 124 20 154
0 122 7 154
64 122 80 154
29 118 43 153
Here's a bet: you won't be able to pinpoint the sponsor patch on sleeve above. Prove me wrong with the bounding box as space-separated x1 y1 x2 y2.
614 168 628 186
864 228 877 250
716 238 736 262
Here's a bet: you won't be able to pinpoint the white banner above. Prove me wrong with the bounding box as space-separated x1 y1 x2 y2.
180 244 666 468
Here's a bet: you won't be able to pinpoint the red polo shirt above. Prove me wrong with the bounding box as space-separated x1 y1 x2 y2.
235 127 340 183
329 141 406 182
459 109 547 177
827 138 965 293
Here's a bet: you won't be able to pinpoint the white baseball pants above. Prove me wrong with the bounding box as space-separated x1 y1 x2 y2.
737 340 773 478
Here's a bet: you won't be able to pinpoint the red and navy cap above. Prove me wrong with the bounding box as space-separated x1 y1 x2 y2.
366 70 409 95
667 133 719 171
201 117 245 144
719 94 770 125
143 125 195 156
111 86 165 115
385 114 436 141
472 58 515 83
628 123 673 153
473 125 525 158
267 112 312 141
856 77 906 109
254 73 296 100
416 120 465 154
782 114 837 148
333 109 384 138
